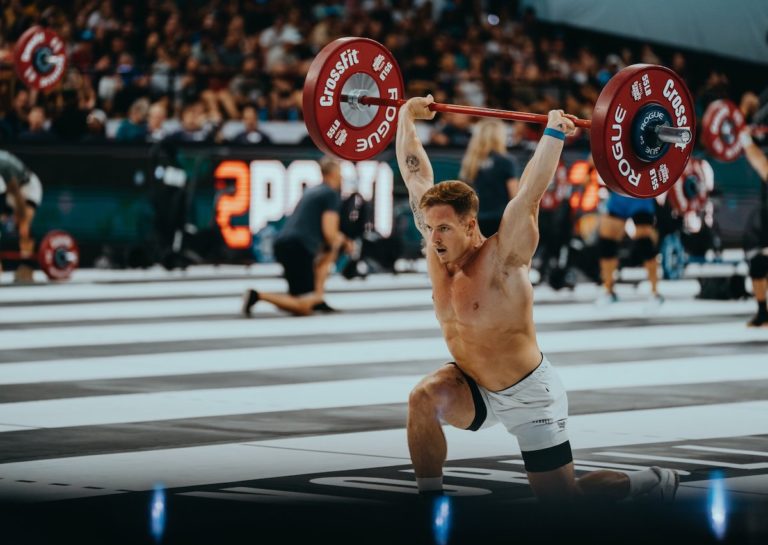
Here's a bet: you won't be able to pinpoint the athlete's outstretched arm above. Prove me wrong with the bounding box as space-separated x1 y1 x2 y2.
396 96 436 238
497 110 576 262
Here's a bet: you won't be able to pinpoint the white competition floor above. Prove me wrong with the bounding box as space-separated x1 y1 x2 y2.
1 265 767 543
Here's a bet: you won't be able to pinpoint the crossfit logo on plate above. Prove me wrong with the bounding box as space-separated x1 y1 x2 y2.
610 105 642 187
662 79 689 149
356 87 399 152
318 48 360 107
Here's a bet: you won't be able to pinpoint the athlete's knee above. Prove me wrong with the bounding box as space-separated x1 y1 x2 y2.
633 236 657 262
598 237 619 259
409 378 439 412
409 371 459 410
749 254 768 278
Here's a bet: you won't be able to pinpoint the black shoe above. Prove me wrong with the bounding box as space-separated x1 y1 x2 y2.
312 301 338 313
747 312 768 328
242 289 260 317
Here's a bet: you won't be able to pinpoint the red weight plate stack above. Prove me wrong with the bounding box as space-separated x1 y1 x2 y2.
303 37 405 161
592 64 695 198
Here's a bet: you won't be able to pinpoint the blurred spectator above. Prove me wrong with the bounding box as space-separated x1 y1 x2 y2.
0 90 32 139
87 0 120 32
430 111 473 147
259 13 302 72
230 104 272 145
52 89 88 141
0 0 764 144
268 74 302 121
147 102 168 143
459 119 520 236
82 109 108 143
164 102 217 143
596 53 624 87
640 44 661 65
115 98 149 142
18 107 57 142
229 55 269 113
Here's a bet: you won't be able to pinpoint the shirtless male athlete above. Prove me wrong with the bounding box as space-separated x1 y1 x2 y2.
398 95 679 502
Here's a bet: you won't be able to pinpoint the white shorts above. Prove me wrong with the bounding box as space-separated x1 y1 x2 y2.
452 355 570 453
0 172 43 209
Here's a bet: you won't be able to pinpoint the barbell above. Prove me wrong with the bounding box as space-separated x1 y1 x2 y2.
303 37 695 199
0 230 79 281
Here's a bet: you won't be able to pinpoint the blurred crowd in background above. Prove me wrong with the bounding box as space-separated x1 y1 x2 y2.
0 0 766 146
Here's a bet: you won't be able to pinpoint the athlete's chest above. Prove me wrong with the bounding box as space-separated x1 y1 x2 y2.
431 257 511 325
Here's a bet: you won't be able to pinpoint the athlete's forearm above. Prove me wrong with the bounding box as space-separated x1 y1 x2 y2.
517 133 564 207
396 113 434 190
396 112 433 235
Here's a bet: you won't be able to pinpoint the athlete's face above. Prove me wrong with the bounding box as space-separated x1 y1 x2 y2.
423 204 475 263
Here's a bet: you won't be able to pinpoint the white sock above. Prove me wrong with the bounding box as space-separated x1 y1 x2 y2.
416 476 443 493
628 468 660 496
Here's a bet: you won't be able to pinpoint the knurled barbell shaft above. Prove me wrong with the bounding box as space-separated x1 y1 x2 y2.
351 95 590 129
345 95 692 144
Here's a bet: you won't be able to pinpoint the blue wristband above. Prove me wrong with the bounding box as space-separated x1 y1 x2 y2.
543 127 565 141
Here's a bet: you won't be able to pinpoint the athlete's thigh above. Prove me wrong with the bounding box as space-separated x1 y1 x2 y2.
633 223 657 239
598 214 626 239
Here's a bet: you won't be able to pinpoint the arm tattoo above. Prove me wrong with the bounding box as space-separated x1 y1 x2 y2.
405 154 420 173
410 197 428 234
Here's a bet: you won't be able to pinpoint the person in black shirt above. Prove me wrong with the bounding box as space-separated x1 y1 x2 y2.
242 156 353 316
739 128 768 327
229 104 272 145
459 119 519 237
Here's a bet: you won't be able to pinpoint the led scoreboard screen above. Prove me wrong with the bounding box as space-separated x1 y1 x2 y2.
213 158 395 250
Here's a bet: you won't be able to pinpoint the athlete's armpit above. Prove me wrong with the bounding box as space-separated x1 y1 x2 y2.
410 196 428 236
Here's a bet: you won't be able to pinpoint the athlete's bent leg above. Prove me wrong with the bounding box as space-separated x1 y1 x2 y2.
407 365 476 491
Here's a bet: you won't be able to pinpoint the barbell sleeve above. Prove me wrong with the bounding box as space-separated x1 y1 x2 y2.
655 125 692 145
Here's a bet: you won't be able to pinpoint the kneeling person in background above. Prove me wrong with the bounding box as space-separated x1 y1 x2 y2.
242 156 353 316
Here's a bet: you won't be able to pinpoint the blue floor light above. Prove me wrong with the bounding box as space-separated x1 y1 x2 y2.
433 495 452 545
150 483 167 543
707 470 727 541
